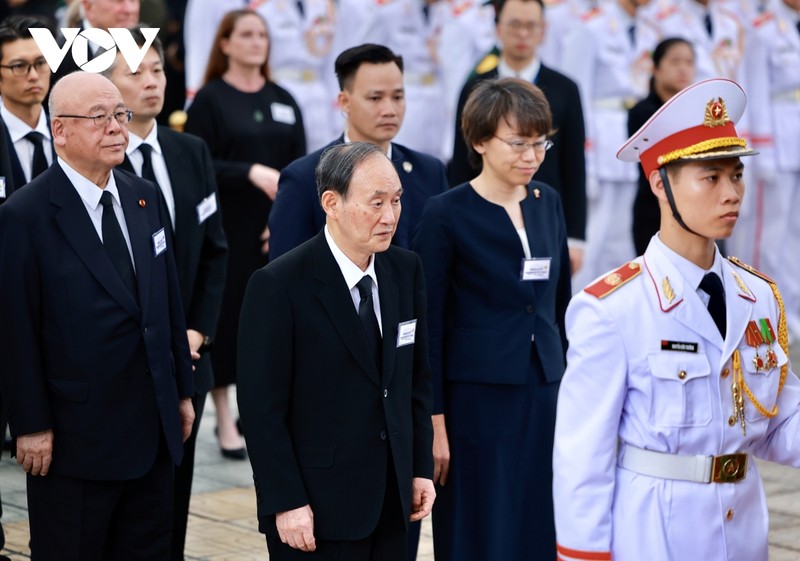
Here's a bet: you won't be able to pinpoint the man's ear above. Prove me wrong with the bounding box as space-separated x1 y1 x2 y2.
649 169 668 203
320 190 338 218
51 119 67 148
338 90 350 115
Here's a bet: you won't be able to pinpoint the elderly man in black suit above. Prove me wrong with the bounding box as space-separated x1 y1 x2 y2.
0 71 194 561
267 43 448 261
105 27 228 561
449 0 587 275
238 142 436 561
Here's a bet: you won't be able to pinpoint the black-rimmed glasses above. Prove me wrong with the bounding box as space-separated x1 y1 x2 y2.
57 110 134 128
0 59 49 77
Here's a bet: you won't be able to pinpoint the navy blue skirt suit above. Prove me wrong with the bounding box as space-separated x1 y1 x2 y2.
412 181 571 561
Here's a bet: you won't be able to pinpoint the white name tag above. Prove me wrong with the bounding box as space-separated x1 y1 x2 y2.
396 319 417 347
521 258 551 281
196 193 218 224
0 177 5 198
152 228 167 256
271 102 296 125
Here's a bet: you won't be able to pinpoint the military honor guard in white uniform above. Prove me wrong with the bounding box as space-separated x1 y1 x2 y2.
563 0 659 291
539 0 594 71
553 78 800 561
743 0 800 338
253 0 338 153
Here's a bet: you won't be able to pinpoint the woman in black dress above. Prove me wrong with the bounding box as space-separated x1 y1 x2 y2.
186 9 306 458
630 38 695 255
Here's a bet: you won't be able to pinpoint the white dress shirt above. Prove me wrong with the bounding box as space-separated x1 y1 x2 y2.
1 105 53 183
126 127 176 229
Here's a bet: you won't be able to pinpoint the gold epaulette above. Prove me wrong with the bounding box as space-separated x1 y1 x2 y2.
584 262 642 299
475 53 498 75
727 256 775 285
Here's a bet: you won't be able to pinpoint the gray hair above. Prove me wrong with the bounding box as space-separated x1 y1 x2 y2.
315 142 388 202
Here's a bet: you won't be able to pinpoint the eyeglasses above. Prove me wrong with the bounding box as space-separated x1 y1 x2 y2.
0 59 49 77
500 20 543 34
494 137 553 154
57 110 134 128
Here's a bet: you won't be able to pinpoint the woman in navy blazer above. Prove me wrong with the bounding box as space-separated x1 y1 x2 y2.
413 78 571 561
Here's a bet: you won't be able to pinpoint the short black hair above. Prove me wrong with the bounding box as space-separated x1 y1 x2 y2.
100 24 165 78
493 0 545 24
334 43 403 91
0 15 51 63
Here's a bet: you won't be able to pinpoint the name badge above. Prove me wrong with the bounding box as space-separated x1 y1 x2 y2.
396 319 417 347
152 228 167 256
0 177 6 198
271 102 296 125
521 258 551 281
196 193 218 224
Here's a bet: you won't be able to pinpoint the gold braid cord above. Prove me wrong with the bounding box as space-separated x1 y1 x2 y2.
731 282 790 419
657 137 747 165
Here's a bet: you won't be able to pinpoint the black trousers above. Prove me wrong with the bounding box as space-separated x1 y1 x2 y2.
170 391 207 561
266 449 407 561
27 438 174 561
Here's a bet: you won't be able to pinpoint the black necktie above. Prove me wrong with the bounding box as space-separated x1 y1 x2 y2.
138 143 160 189
100 190 138 298
700 272 726 337
627 24 636 47
25 131 48 179
356 275 382 368
704 12 713 37
422 3 430 24
296 0 305 17
796 18 800 38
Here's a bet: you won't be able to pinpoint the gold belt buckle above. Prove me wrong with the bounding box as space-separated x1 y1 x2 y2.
711 453 748 483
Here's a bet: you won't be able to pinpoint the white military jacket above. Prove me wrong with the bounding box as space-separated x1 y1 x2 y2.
554 236 800 561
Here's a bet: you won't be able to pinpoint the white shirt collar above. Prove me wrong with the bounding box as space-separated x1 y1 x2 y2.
498 57 541 84
126 125 162 156
1 105 50 143
58 156 120 210
653 233 724 291
324 224 378 292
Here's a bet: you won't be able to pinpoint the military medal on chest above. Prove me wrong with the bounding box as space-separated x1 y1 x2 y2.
745 318 778 372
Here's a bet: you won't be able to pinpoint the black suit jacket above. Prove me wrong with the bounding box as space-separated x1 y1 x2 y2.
0 113 56 198
0 165 193 480
238 231 434 540
119 127 228 395
449 62 587 241
268 136 448 260
0 117 13 203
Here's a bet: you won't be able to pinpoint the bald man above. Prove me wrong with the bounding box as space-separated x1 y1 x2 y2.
0 72 194 561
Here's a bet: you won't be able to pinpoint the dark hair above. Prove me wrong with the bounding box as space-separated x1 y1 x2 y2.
0 15 51 62
493 0 544 24
649 37 694 92
100 24 164 77
203 9 270 86
316 142 388 202
461 77 553 167
334 43 403 91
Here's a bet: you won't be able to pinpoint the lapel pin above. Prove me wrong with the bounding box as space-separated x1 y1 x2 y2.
402 161 413 173
533 188 540 199
139 199 146 208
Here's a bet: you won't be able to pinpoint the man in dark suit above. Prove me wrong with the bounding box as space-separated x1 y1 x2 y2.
0 106 12 561
268 43 448 261
0 16 54 198
105 28 228 561
448 0 587 275
0 72 194 560
238 142 435 560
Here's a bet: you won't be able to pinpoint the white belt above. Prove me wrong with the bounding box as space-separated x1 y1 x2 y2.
772 88 800 104
618 443 748 484
272 68 319 83
593 97 637 111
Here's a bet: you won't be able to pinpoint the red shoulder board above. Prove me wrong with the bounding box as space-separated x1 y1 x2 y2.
584 261 642 299
580 6 602 21
752 11 774 27
728 256 775 285
656 5 678 20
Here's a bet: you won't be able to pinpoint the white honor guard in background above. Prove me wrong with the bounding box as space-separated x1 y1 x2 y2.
553 78 800 561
